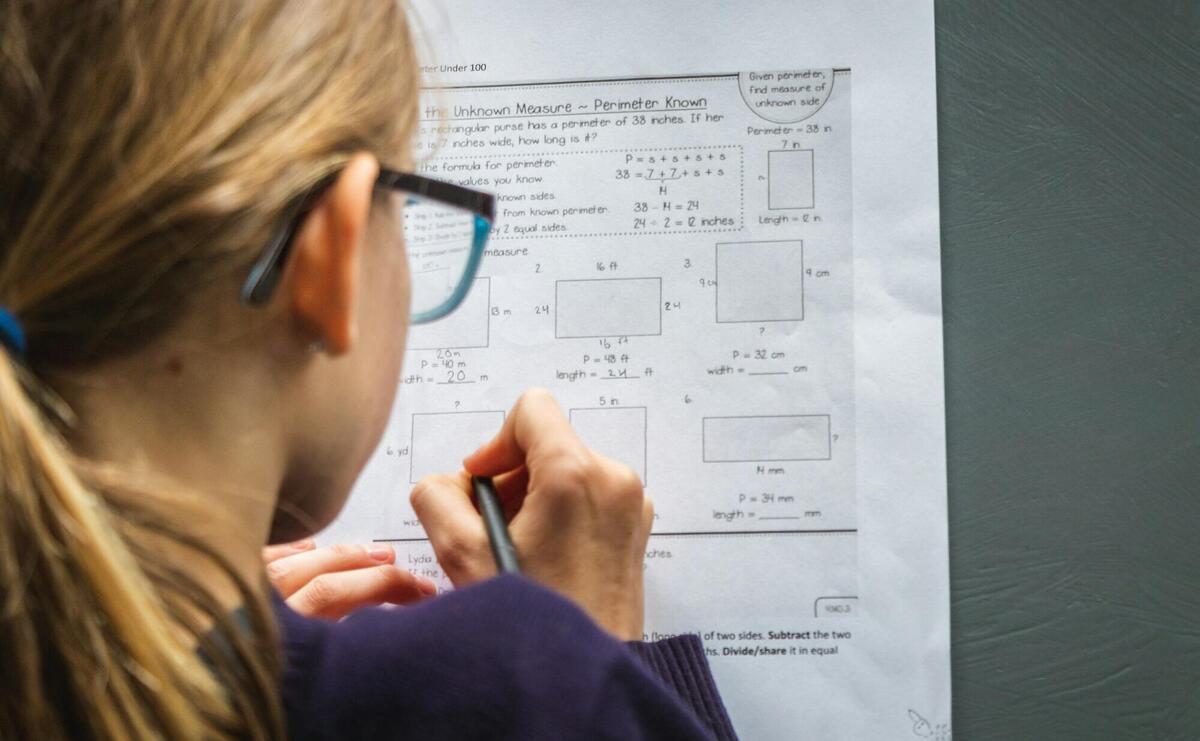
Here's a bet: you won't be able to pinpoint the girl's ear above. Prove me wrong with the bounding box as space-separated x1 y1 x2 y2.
287 153 380 354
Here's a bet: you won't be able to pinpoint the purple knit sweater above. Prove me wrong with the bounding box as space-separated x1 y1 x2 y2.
275 574 738 740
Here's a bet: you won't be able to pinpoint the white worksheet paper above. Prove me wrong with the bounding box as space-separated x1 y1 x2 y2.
322 2 949 738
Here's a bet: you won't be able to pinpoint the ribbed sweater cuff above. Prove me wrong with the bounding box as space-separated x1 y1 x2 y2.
627 634 738 740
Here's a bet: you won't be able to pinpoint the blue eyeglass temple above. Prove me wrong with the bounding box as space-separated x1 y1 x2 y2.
409 213 492 324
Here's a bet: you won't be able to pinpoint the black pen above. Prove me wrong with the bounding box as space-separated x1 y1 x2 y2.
471 475 520 574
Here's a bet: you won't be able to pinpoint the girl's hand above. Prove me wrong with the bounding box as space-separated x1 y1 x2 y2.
410 389 653 641
263 540 438 620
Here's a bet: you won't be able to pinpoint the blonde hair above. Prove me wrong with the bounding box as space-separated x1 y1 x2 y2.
0 1 420 737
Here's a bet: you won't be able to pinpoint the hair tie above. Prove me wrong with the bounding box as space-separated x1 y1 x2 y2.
0 307 27 358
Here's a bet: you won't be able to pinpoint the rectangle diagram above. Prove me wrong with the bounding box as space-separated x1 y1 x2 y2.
768 149 815 210
715 240 804 323
703 414 831 462
407 277 491 350
570 406 648 484
556 278 662 338
410 410 505 483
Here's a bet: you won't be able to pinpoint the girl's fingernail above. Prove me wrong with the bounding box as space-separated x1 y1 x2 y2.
367 545 393 561
464 437 492 464
418 578 438 595
291 539 316 550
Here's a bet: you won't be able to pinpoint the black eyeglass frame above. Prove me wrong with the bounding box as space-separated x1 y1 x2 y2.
239 168 496 321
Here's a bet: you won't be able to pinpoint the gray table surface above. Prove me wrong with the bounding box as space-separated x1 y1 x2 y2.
937 1 1200 738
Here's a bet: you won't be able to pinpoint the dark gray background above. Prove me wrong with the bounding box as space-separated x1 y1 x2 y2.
937 1 1200 738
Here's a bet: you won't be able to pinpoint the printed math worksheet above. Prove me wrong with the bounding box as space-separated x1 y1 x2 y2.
325 2 949 738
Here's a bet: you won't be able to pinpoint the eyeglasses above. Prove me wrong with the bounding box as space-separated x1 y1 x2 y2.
240 168 495 324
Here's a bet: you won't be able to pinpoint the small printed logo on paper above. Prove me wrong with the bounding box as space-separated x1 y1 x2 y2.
908 709 950 740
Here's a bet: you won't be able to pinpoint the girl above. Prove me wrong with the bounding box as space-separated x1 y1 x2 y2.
0 1 736 739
